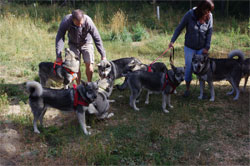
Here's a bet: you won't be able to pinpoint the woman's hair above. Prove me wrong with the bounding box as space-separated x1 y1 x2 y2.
72 9 85 21
194 0 214 20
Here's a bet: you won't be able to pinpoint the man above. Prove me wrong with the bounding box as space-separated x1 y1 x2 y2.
56 9 106 83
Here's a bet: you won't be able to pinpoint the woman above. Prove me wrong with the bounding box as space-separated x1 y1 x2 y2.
169 0 214 97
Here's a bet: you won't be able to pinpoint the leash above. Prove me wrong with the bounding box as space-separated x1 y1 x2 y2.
148 47 174 72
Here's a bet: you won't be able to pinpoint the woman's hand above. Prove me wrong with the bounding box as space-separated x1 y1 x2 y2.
202 48 208 54
168 42 174 48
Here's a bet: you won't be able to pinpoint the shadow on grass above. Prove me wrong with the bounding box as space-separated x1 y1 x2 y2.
0 82 28 105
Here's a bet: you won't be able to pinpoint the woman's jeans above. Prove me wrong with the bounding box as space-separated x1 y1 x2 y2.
184 46 204 82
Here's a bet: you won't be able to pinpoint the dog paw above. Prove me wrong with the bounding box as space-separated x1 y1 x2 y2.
198 96 203 100
227 91 234 95
107 113 114 118
134 107 140 111
108 100 115 103
173 90 177 94
163 109 169 113
233 97 239 101
209 98 215 102
136 100 140 103
168 105 173 109
86 126 91 129
84 131 91 135
145 100 149 104
34 130 40 134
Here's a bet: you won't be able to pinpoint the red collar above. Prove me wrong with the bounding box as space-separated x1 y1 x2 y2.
73 84 89 107
147 65 153 72
162 73 176 94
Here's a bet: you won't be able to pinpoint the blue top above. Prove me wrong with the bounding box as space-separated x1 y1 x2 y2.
171 8 213 50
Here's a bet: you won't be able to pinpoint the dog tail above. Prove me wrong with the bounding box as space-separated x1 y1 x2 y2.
228 50 245 62
26 81 43 97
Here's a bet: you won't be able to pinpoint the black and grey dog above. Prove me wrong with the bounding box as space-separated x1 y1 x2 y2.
117 62 168 90
88 77 115 119
26 81 98 135
228 50 249 92
97 57 143 80
124 64 184 113
192 51 245 101
39 48 79 89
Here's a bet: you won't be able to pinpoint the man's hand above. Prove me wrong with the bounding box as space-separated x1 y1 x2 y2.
101 56 107 61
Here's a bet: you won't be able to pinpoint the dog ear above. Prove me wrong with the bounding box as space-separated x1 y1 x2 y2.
170 63 177 72
81 80 88 86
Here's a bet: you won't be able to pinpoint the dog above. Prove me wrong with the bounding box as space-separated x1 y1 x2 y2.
97 57 143 80
26 80 98 135
39 48 79 89
228 50 249 92
117 62 168 90
88 77 115 119
192 52 245 101
125 63 184 113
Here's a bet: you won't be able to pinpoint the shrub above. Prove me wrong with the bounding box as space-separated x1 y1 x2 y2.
131 22 149 42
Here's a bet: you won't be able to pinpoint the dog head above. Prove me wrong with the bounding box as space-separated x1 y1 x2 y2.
192 54 209 74
97 60 112 79
63 48 80 73
171 63 185 83
77 81 98 103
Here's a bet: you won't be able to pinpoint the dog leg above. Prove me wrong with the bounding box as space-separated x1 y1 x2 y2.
77 110 91 135
33 116 40 134
228 78 240 100
130 91 140 111
208 81 215 101
64 84 69 89
145 91 152 104
198 79 205 100
243 76 248 92
39 107 47 127
162 94 169 113
167 94 173 108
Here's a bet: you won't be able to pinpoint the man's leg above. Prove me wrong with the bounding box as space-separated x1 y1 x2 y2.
81 43 95 82
85 63 94 82
69 44 82 85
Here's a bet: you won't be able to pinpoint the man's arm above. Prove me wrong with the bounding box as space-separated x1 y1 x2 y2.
87 16 106 60
55 16 69 59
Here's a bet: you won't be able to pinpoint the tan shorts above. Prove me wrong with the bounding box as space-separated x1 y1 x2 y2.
69 43 95 64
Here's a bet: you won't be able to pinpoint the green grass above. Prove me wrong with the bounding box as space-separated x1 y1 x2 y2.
0 3 249 166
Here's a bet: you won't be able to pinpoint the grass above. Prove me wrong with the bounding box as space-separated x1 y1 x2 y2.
0 2 249 166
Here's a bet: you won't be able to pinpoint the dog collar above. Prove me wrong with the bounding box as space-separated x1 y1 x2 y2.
147 65 153 72
73 84 89 108
162 73 176 94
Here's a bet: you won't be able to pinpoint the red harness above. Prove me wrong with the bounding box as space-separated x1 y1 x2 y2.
162 73 176 94
53 61 77 81
73 84 89 107
53 61 62 75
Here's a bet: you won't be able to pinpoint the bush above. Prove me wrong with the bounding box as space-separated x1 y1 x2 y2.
131 22 149 42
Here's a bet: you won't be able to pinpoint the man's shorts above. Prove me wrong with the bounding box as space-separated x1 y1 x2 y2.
69 43 95 64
